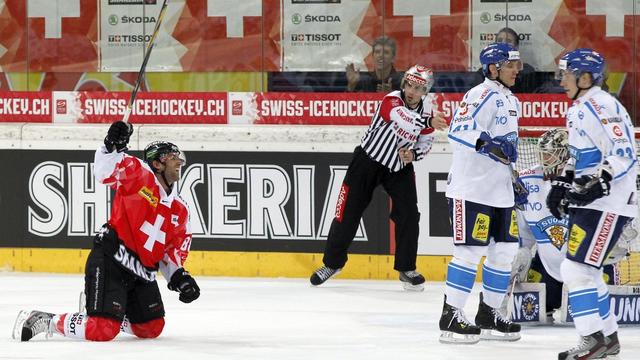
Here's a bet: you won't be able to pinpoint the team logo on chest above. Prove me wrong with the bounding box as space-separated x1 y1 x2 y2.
536 216 569 250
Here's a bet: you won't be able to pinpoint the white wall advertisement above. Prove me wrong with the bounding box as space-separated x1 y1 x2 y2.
99 0 186 72
470 0 564 71
281 0 371 71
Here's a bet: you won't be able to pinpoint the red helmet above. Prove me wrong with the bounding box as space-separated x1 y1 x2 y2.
401 65 434 92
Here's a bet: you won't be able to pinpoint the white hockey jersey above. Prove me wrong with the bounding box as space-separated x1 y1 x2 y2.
446 78 520 207
516 166 567 282
566 86 637 217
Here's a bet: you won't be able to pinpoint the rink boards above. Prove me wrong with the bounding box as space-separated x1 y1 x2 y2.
0 124 462 280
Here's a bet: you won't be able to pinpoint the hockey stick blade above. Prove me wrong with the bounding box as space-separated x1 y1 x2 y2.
122 0 169 123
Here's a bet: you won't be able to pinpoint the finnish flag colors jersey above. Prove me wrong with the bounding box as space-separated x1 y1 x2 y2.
360 90 435 172
446 78 520 207
566 86 637 217
516 166 567 282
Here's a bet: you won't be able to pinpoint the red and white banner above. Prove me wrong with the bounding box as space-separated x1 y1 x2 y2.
0 92 51 123
2 91 569 126
52 91 227 123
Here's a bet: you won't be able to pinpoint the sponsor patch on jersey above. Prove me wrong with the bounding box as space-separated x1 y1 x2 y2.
612 125 623 137
138 186 158 207
586 213 616 266
509 210 519 238
509 110 517 116
472 213 490 242
568 224 586 256
454 199 465 244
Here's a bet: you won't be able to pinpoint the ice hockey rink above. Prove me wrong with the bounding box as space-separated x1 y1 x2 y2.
1 273 639 360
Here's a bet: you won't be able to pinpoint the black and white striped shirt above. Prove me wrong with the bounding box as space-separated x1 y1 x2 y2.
360 90 434 172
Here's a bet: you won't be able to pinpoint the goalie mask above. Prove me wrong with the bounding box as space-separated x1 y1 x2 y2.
537 129 569 178
143 141 186 172
401 65 434 93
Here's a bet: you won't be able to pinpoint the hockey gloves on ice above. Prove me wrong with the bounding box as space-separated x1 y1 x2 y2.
546 174 573 219
566 168 612 207
168 268 201 303
476 132 517 164
513 176 529 210
104 121 133 153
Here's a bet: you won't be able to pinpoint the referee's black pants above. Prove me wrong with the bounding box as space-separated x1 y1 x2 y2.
322 146 420 271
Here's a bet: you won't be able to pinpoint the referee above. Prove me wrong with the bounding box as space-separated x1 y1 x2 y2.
310 65 448 291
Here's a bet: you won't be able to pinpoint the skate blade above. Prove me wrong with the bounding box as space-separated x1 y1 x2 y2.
401 282 425 292
12 310 31 341
439 331 480 344
479 329 521 342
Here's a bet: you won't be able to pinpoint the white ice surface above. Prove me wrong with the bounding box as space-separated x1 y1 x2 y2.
1 273 639 360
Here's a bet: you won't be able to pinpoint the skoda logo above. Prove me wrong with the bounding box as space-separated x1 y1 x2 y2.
480 12 491 24
108 14 118 26
292 13 302 25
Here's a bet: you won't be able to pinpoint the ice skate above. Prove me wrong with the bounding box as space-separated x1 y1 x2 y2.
439 297 481 344
557 331 607 360
12 310 55 342
399 270 425 291
475 293 521 341
603 331 620 359
310 266 341 286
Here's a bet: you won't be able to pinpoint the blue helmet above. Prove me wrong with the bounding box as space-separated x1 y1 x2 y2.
557 48 605 84
479 42 522 75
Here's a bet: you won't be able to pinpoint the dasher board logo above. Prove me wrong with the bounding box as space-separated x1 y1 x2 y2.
108 0 157 4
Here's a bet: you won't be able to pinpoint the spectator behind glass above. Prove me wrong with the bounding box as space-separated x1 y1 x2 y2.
346 36 403 92
471 27 562 94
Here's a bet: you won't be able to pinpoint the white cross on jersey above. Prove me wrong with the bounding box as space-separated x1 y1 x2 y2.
141 215 166 252
27 0 80 39
393 0 450 37
207 0 262 38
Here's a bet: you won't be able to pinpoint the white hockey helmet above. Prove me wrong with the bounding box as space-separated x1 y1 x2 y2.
537 128 569 177
401 65 434 93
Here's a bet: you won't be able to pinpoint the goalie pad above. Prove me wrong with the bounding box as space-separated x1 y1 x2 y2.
507 282 548 325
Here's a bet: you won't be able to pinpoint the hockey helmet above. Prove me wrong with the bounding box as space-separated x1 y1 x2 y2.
479 42 522 76
143 141 186 171
556 48 605 84
537 128 569 177
401 64 434 93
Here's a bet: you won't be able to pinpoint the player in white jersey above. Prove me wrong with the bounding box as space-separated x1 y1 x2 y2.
310 65 447 291
512 129 620 320
440 42 528 344
546 48 637 360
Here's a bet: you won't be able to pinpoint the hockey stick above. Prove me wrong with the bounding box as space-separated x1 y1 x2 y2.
121 0 169 123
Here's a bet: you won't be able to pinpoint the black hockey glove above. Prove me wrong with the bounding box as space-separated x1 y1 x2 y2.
168 268 200 303
513 176 529 211
546 175 572 219
566 169 612 207
104 121 133 153
476 132 517 164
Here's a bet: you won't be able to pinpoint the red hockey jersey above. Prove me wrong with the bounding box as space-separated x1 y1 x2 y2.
94 147 192 279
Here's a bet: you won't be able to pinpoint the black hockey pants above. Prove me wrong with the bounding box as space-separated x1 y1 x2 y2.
322 146 420 271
